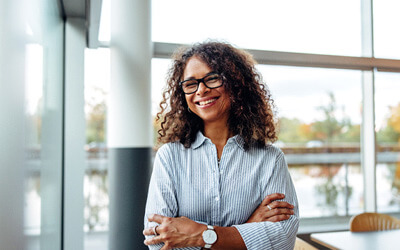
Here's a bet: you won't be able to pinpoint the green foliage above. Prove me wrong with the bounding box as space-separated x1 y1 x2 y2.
278 92 361 144
377 124 399 143
377 102 400 143
278 117 309 143
86 101 106 144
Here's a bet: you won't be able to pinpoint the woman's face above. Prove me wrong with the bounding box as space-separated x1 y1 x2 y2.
183 56 231 126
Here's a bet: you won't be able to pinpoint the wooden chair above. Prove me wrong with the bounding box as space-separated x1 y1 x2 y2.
294 237 318 250
349 212 400 232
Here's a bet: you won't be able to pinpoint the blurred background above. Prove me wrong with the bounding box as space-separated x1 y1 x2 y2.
1 0 400 249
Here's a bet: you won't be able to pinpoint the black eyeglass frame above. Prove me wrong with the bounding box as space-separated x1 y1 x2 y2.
179 73 223 94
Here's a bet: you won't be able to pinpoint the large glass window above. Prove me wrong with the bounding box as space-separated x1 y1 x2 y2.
152 0 362 56
258 65 363 217
89 0 400 241
24 0 64 249
84 48 110 249
373 0 400 59
375 72 400 213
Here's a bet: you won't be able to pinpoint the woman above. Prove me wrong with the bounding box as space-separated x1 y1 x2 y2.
143 41 299 249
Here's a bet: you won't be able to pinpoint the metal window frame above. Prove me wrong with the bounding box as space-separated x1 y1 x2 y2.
153 42 400 72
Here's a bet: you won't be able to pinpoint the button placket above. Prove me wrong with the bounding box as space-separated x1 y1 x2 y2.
209 144 221 224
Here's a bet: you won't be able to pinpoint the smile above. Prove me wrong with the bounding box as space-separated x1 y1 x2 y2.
197 98 218 106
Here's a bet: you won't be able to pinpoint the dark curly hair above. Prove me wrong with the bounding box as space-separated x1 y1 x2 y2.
156 41 277 150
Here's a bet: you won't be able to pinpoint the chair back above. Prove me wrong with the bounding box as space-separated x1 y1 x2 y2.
350 212 400 232
294 237 318 250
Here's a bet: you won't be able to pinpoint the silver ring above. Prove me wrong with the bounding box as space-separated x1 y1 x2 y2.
267 205 272 211
152 225 159 236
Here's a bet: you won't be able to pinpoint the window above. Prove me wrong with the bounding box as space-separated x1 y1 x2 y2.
258 65 363 217
24 1 64 249
84 48 110 248
373 0 400 59
152 0 361 56
375 72 400 212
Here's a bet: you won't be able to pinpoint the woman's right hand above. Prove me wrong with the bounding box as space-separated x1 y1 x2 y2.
246 193 294 223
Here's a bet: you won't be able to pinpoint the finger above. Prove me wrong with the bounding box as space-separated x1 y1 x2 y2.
160 245 170 250
148 214 165 224
260 193 285 206
144 235 163 246
267 214 291 222
268 208 295 216
143 227 158 236
269 201 294 209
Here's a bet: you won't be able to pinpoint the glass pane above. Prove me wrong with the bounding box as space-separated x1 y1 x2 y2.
84 48 110 249
375 72 400 212
373 0 400 59
257 65 363 217
24 0 64 249
152 0 362 56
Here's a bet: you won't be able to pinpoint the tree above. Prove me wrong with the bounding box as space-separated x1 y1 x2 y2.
85 86 107 144
86 101 106 143
310 92 343 145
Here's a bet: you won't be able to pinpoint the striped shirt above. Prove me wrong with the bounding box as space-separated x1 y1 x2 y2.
144 131 299 249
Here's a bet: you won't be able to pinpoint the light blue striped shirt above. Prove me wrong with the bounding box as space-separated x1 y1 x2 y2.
144 131 299 249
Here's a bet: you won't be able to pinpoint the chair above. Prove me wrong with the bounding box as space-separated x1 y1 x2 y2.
294 237 318 250
349 212 400 232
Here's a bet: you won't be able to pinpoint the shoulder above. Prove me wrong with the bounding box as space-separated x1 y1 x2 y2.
156 141 186 159
251 143 284 158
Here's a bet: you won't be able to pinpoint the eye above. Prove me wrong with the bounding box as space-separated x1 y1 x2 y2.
205 74 220 83
182 80 198 88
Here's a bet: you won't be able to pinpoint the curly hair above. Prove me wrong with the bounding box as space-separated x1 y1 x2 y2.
156 41 277 150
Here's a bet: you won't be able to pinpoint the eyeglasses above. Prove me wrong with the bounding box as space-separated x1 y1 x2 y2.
179 73 223 94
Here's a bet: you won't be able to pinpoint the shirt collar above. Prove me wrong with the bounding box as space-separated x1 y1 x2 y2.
191 131 245 151
192 131 207 149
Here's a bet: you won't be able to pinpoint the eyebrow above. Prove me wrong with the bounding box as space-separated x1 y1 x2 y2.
182 71 217 81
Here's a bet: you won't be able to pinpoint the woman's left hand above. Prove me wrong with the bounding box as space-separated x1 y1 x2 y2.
143 214 206 250
246 193 294 223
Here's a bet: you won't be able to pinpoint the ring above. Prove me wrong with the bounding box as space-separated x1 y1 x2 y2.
267 205 272 210
152 225 159 236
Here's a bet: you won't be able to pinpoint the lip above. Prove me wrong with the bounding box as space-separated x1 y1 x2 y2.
195 97 219 108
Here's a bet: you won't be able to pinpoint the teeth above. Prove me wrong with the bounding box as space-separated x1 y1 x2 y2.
199 98 216 106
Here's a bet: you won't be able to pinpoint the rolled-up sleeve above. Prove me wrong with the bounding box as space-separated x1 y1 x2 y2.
144 144 200 250
233 151 299 250
144 145 178 250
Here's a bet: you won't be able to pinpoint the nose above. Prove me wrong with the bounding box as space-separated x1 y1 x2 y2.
196 81 210 95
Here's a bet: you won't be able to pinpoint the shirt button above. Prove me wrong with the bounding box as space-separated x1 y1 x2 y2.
215 197 220 201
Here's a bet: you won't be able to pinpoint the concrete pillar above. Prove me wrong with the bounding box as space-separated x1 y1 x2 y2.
108 0 152 249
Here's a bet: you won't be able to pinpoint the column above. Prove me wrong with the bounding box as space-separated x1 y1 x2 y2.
108 0 152 249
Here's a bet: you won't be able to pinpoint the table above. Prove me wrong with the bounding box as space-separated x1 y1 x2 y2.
310 229 400 250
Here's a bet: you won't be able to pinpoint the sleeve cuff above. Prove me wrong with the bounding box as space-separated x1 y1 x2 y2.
233 221 296 250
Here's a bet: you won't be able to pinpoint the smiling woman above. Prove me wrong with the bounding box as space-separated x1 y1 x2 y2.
144 41 299 250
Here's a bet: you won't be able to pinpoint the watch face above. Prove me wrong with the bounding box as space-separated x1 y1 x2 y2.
203 229 217 244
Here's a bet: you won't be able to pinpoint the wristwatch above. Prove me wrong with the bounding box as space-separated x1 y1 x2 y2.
202 225 217 248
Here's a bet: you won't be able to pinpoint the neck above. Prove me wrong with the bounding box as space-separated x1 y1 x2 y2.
203 121 231 158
